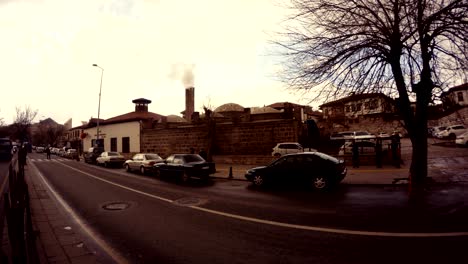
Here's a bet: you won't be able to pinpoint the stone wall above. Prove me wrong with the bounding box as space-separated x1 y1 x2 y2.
436 106 468 126
141 119 299 157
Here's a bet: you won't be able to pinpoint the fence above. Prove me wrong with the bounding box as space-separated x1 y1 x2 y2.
1 154 39 263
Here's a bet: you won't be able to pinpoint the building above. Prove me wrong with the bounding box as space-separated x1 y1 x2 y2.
79 98 165 158
436 83 468 126
319 93 403 134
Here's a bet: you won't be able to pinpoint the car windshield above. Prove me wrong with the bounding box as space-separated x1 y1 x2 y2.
146 154 161 160
183 154 205 163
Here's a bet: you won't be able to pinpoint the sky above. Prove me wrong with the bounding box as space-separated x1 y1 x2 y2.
0 0 317 127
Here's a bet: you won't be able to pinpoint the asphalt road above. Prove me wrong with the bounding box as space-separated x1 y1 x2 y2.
28 153 468 264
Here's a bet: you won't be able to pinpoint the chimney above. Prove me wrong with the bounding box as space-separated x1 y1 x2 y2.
185 87 195 122
132 98 152 112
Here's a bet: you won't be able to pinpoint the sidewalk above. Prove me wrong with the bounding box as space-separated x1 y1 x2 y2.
24 162 101 263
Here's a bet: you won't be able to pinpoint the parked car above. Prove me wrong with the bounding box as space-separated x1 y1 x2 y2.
455 131 468 146
58 149 66 157
245 152 347 190
96 151 126 168
36 146 45 153
65 149 79 160
431 126 447 138
153 154 216 183
437 124 467 140
338 140 377 156
0 138 13 161
84 147 105 164
271 142 309 157
124 153 163 174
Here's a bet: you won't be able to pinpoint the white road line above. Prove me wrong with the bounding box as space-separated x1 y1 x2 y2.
30 161 129 264
56 162 468 238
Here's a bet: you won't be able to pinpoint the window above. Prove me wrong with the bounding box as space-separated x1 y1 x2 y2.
369 99 378 110
457 92 464 102
345 105 351 112
356 103 362 111
110 138 117 152
91 139 95 148
122 137 130 153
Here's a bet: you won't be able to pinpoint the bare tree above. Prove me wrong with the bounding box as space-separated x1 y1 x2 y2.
276 0 467 190
12 106 38 142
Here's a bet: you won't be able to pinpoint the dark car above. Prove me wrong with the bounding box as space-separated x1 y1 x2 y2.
84 147 104 164
0 138 13 161
153 154 216 183
245 152 347 190
124 153 163 174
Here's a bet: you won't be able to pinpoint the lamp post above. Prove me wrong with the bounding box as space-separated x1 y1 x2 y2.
92 64 104 147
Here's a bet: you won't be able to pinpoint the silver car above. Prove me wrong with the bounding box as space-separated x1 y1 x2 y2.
124 153 163 174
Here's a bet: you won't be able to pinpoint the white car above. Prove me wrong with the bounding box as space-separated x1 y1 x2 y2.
338 141 376 156
437 124 466 139
432 126 447 138
272 142 308 157
455 131 468 146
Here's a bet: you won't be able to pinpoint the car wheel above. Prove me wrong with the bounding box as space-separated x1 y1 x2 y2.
104 162 108 168
181 171 190 183
140 166 146 175
449 133 456 140
252 174 265 187
125 164 131 172
312 176 329 190
154 168 161 178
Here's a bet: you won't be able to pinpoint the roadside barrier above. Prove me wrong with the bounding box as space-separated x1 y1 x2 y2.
1 155 39 263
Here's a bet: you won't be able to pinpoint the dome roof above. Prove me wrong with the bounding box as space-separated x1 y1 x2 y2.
215 103 244 112
166 115 187 123
250 106 282 114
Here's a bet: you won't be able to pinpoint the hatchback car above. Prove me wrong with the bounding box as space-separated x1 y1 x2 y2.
271 142 305 157
437 124 466 139
96 151 126 167
153 154 216 183
245 152 347 190
124 153 163 174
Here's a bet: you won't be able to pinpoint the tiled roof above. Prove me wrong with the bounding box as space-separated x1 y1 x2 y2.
103 111 165 125
319 93 394 108
441 83 468 96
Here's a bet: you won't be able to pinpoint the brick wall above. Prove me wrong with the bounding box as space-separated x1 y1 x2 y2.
141 119 299 157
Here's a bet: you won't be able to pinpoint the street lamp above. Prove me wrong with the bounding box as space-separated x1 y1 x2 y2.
92 64 104 147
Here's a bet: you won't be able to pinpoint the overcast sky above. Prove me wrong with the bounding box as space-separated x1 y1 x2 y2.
0 0 317 126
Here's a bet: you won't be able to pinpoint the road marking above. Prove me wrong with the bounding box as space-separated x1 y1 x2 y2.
56 162 468 238
30 161 129 264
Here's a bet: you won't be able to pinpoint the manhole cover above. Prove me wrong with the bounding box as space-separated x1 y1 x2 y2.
102 202 131 211
173 197 207 207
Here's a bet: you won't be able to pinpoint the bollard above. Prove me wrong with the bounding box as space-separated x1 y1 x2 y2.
228 166 233 179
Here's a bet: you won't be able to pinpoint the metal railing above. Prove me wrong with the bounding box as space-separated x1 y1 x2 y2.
1 154 39 263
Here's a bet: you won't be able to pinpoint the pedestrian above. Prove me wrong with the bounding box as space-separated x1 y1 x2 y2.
18 144 27 168
375 138 382 168
45 146 51 159
351 140 359 168
391 133 400 168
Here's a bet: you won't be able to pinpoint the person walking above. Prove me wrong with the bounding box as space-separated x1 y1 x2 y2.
45 146 51 159
351 140 359 168
391 133 401 168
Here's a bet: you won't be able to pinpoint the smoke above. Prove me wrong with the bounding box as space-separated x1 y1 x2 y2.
169 63 195 88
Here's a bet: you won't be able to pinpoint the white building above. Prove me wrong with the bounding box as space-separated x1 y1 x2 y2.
80 98 165 157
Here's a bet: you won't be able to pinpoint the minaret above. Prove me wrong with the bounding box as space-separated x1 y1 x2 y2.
185 87 195 122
